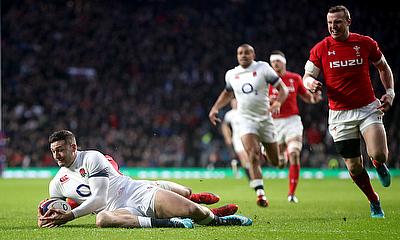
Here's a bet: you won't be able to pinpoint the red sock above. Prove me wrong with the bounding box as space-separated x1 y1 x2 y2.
288 164 300 196
350 168 379 202
372 159 383 168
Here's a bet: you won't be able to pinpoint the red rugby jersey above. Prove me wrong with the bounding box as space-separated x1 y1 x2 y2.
269 71 307 118
308 33 382 110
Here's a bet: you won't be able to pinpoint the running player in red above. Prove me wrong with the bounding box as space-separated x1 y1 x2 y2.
268 50 322 203
303 5 394 218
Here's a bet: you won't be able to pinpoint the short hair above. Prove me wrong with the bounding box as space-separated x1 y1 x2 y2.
328 5 351 21
270 50 285 58
49 130 76 144
238 43 255 53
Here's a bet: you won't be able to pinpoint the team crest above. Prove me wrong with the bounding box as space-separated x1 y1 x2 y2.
253 71 257 77
79 168 87 177
353 45 360 56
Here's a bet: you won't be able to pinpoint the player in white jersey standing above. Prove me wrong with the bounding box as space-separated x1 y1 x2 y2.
268 50 322 203
221 98 251 180
209 44 289 207
38 130 252 228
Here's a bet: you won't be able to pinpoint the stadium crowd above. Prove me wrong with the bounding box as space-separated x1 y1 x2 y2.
2 0 399 169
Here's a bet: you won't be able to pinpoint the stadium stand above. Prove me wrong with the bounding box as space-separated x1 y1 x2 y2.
2 0 399 168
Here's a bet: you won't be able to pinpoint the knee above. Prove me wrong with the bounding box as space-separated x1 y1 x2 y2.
369 150 388 163
186 203 203 217
96 211 110 228
183 187 192 198
247 148 261 162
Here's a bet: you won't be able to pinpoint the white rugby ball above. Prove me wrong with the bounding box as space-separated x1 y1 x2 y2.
39 198 71 215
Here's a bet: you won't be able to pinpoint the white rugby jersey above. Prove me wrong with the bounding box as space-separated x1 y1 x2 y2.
49 150 133 213
225 61 281 119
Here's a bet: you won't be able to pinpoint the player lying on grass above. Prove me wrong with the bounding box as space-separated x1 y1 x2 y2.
38 130 251 228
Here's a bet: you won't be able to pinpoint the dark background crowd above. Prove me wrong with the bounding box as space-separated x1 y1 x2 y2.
2 0 399 169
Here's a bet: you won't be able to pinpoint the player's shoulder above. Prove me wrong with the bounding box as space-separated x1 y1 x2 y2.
285 71 302 79
312 36 330 49
349 32 374 41
50 169 66 185
255 60 270 68
79 150 106 163
348 32 377 46
226 67 238 78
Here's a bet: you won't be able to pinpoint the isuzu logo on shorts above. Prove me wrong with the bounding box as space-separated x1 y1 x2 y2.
329 58 363 68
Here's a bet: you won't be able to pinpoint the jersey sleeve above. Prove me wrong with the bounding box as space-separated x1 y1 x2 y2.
49 177 65 199
309 41 324 69
225 71 233 91
85 151 110 178
365 36 382 62
262 62 280 87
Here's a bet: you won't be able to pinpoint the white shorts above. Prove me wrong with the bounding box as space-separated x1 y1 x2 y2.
117 180 160 218
273 115 303 144
238 115 277 143
328 99 384 142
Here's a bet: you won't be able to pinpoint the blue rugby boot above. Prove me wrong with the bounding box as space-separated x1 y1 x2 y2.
170 218 194 228
370 200 385 218
215 214 253 226
374 161 391 187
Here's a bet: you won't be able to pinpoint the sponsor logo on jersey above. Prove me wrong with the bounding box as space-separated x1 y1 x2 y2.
329 58 363 68
60 174 70 183
328 50 336 55
76 184 91 197
242 83 254 94
79 168 87 178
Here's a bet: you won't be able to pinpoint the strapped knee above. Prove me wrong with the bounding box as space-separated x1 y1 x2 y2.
334 139 360 158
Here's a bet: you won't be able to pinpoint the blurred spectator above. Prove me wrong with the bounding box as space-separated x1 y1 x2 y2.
2 0 399 168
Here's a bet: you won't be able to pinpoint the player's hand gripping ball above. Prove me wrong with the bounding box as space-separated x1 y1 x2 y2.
39 198 71 216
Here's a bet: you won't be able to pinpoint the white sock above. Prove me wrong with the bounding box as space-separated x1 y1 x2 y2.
138 216 152 228
197 211 215 225
249 179 264 188
256 189 265 196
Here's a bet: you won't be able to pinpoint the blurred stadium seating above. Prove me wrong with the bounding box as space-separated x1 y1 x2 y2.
2 0 399 169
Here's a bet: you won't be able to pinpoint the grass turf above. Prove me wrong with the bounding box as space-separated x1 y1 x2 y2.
0 177 399 240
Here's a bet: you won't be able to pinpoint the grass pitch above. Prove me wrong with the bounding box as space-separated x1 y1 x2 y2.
0 177 399 240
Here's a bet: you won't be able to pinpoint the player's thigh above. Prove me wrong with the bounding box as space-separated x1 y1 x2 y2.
241 133 261 156
262 142 279 163
154 188 204 219
361 123 388 159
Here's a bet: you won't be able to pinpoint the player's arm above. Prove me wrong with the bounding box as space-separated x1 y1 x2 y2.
38 179 66 227
299 91 322 104
209 89 234 126
303 60 323 93
269 79 288 114
41 177 109 228
373 55 395 112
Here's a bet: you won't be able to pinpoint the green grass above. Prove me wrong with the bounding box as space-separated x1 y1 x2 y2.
0 177 399 240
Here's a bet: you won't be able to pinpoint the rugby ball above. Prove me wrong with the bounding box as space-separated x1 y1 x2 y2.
39 198 71 215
